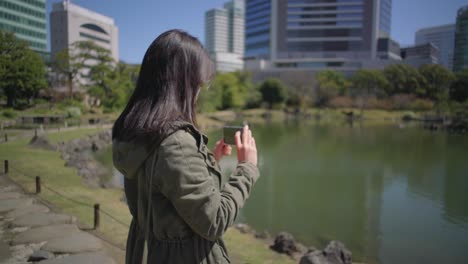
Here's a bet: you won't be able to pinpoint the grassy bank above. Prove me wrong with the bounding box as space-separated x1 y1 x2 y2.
0 127 295 264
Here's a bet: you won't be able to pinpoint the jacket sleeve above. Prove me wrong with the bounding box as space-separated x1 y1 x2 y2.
156 130 260 241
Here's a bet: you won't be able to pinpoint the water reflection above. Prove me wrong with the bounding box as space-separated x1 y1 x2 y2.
207 122 468 264
98 122 468 264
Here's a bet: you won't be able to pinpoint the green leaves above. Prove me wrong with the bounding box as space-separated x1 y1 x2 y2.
0 31 46 108
259 78 287 109
197 71 257 112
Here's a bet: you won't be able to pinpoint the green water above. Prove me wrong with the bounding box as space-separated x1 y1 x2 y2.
101 121 468 264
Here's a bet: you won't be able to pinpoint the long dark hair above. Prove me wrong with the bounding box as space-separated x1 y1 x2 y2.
112 29 214 141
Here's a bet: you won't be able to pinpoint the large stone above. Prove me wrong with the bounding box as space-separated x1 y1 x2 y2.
0 192 22 200
38 252 114 264
270 232 302 256
5 204 50 219
13 212 75 228
299 241 352 264
28 250 55 262
12 224 79 245
42 231 103 253
0 198 33 213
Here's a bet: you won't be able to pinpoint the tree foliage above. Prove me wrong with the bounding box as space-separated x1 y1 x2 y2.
419 64 455 100
315 70 348 107
197 71 257 112
52 40 113 97
259 78 288 109
350 69 389 111
383 64 426 96
0 31 46 107
450 68 468 103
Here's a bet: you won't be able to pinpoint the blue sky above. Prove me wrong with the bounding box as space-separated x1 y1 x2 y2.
46 0 468 64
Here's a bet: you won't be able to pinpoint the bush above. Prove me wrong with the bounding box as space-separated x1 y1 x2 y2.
65 107 82 118
2 109 17 119
391 94 415 110
328 96 354 108
409 99 434 111
368 97 394 110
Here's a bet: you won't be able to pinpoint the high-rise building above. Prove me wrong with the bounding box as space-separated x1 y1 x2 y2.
50 0 119 62
415 24 455 70
401 43 439 68
245 0 400 80
454 5 468 72
0 0 47 57
205 0 245 72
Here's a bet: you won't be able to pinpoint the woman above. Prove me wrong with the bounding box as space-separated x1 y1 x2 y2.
112 29 259 264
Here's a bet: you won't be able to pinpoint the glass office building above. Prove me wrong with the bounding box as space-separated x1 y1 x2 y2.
415 24 455 70
245 0 271 58
245 0 397 74
0 0 47 54
454 5 468 72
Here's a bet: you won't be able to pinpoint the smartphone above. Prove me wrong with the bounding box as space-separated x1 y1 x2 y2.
223 125 243 145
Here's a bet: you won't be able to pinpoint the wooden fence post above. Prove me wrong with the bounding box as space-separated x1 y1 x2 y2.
4 133 7 142
4 160 8 174
94 204 100 230
35 176 41 194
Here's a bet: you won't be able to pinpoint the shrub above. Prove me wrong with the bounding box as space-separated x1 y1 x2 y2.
409 99 434 111
65 107 82 118
328 96 353 108
368 97 394 110
2 109 17 119
391 94 415 110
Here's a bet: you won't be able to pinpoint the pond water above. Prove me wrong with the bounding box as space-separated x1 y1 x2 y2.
97 121 468 264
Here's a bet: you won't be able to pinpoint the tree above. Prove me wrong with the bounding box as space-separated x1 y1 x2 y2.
350 69 389 114
0 31 46 107
89 62 139 111
52 41 112 97
419 64 455 100
450 68 468 103
259 78 287 109
315 70 348 107
383 64 426 96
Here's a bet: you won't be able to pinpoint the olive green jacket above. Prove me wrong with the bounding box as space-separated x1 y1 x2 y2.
112 121 260 264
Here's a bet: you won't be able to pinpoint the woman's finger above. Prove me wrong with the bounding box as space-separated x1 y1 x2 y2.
235 131 242 149
242 125 248 145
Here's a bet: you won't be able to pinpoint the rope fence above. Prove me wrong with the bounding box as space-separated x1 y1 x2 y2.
3 159 130 251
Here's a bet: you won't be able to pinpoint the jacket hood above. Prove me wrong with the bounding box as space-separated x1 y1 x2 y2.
112 120 207 179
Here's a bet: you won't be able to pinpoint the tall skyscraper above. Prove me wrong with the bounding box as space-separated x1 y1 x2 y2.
0 0 47 57
50 0 119 62
454 5 468 72
415 24 455 70
245 0 400 79
205 0 245 72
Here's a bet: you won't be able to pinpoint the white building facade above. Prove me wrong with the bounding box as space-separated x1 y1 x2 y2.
415 24 455 70
205 0 245 73
50 0 118 61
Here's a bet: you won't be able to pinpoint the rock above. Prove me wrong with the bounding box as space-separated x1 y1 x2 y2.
234 223 252 234
13 212 76 228
0 198 33 213
38 252 114 264
270 232 302 256
5 204 50 219
255 230 270 240
299 241 352 264
42 231 103 253
28 250 55 262
12 224 79 245
29 135 56 151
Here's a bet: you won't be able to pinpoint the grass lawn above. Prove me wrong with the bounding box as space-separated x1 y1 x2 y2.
0 127 295 264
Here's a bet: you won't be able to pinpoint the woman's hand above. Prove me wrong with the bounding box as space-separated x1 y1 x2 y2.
235 125 258 166
213 139 232 163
